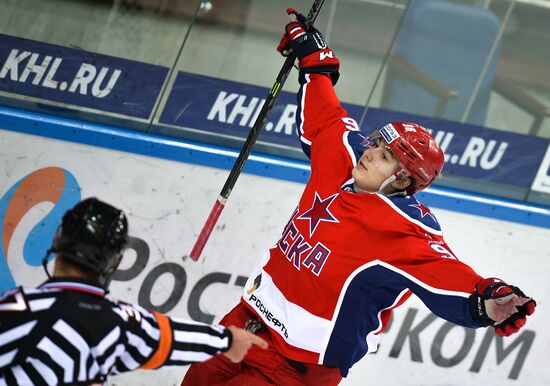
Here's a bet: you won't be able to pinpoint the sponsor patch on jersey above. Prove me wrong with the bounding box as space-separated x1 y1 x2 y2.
248 294 289 338
246 274 262 295
380 124 400 144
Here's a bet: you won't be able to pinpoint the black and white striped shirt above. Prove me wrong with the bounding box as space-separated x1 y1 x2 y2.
0 278 232 385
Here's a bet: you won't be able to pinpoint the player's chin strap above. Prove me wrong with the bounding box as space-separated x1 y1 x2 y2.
377 175 397 195
379 166 411 196
352 175 406 196
42 249 54 279
377 175 408 197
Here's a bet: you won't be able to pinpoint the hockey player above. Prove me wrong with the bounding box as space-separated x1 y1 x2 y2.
182 8 537 386
0 198 267 385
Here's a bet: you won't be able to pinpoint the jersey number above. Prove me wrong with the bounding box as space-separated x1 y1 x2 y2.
341 117 360 131
430 243 455 259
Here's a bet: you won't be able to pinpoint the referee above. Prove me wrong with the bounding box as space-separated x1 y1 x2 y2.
0 198 267 385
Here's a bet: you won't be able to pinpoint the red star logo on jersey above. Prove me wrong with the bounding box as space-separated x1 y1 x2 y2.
297 192 339 237
409 202 435 221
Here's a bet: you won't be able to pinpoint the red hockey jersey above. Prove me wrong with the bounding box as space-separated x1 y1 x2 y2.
241 73 483 376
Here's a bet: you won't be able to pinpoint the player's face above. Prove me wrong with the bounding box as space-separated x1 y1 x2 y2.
352 137 400 192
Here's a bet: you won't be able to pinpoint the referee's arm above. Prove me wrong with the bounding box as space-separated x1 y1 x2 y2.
117 303 266 370
140 311 233 369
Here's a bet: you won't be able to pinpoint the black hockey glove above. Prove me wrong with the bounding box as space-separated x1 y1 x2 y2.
276 7 340 85
469 277 536 337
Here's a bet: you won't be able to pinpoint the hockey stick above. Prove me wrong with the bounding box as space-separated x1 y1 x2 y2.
189 0 326 261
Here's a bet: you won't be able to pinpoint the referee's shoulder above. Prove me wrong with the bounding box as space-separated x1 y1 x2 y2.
108 297 159 324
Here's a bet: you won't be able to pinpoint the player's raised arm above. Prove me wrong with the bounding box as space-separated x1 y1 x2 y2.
277 8 349 151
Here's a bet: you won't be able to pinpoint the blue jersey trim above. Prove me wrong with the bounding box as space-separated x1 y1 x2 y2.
387 194 442 231
323 263 475 375
0 105 548 228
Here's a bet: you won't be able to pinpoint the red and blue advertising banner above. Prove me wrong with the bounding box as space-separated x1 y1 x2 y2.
161 72 550 190
0 31 548 193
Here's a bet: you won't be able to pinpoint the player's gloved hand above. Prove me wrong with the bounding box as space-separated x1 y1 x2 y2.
469 278 536 336
276 8 307 56
276 8 340 85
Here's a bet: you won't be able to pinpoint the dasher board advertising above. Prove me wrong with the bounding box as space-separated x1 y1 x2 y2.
0 33 168 118
161 71 550 190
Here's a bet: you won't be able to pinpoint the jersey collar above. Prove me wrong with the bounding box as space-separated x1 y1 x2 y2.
40 277 107 297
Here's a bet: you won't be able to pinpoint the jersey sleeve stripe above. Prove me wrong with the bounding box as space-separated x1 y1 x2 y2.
101 344 125 374
173 330 227 350
88 360 100 380
376 261 471 297
297 74 309 140
119 351 140 371
11 365 33 385
342 131 357 166
140 311 173 369
0 320 37 346
28 298 56 312
21 358 46 385
139 316 160 340
365 288 410 354
28 357 57 386
126 331 153 358
170 320 225 335
52 320 89 382
170 349 212 363
0 291 27 311
37 337 75 383
0 350 17 368
300 135 312 146
93 326 120 357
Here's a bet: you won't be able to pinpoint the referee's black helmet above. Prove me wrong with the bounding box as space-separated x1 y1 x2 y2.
50 198 129 280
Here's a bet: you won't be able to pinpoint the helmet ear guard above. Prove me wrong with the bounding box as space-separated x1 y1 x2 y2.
392 166 410 180
45 198 129 288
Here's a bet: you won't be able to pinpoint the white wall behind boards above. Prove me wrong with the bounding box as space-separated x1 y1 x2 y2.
1 129 548 386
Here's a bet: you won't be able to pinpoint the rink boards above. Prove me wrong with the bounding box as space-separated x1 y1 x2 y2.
1 119 549 385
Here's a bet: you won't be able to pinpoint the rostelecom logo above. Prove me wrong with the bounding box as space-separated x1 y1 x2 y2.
0 167 81 293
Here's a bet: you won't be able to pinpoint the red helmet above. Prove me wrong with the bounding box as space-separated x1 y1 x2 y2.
376 122 444 194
